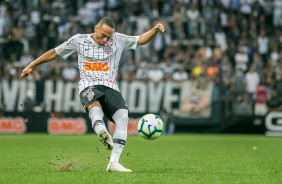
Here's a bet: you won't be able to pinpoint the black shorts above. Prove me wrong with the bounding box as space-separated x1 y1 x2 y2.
79 85 128 122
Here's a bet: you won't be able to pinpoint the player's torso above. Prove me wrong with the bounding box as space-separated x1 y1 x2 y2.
75 34 120 74
73 34 123 92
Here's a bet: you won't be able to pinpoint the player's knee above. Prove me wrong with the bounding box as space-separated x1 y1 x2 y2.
89 106 104 124
113 109 129 128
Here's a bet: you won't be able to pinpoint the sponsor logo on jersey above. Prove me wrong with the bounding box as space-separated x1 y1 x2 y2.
84 61 109 72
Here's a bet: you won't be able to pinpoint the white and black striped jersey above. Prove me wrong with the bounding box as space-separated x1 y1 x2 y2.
55 33 139 93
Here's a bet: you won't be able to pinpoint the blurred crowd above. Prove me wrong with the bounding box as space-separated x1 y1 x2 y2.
0 0 282 109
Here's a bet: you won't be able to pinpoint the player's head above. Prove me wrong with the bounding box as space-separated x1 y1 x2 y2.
94 17 115 46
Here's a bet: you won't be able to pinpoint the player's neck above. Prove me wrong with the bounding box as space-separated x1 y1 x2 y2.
91 33 97 43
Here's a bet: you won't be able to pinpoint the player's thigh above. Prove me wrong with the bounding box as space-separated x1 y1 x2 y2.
79 86 105 112
98 86 128 121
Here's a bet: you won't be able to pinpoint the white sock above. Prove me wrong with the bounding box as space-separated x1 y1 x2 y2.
110 141 124 163
110 109 128 163
88 106 106 134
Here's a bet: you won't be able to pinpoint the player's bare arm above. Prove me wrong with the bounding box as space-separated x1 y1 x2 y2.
137 23 165 46
20 49 58 80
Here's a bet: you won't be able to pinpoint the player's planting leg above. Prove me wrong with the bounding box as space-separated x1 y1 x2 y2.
89 106 113 150
107 109 132 172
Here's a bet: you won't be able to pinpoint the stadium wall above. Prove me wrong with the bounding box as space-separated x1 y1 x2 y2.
0 79 278 134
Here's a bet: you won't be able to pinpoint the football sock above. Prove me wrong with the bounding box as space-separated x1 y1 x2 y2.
110 138 125 163
88 106 106 134
110 109 129 163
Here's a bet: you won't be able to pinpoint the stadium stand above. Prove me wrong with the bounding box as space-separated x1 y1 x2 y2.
0 0 282 115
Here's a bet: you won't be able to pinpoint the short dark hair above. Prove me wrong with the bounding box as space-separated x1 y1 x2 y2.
98 17 115 29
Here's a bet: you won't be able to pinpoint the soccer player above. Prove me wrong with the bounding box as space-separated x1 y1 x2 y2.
20 17 165 172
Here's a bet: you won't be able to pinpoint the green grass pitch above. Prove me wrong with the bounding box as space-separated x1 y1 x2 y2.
0 134 281 184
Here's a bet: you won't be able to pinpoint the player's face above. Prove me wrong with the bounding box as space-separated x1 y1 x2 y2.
94 24 114 46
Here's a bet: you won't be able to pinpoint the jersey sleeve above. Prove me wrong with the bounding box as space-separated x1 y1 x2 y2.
115 33 140 50
55 34 78 60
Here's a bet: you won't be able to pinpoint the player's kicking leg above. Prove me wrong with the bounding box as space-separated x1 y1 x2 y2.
106 109 132 172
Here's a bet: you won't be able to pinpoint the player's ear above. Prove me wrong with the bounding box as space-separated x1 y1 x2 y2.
94 25 98 32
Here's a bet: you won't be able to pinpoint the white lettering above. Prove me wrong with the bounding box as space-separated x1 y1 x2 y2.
44 80 64 112
163 82 181 112
63 82 83 112
266 112 282 131
17 81 36 112
148 82 164 113
2 80 19 111
128 81 146 113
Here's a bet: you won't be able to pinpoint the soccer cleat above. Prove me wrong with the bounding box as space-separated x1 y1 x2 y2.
106 162 132 172
98 130 113 151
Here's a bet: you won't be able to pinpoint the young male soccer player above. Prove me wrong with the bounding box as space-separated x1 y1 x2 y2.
20 17 165 172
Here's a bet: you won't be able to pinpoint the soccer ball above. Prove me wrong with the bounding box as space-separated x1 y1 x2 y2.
137 114 163 140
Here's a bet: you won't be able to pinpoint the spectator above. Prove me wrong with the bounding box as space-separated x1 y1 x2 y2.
231 68 245 98
220 54 232 77
19 51 34 67
214 27 227 51
2 29 24 62
270 46 279 65
273 0 282 27
240 0 253 19
48 62 63 80
186 3 200 38
257 29 269 65
159 57 177 75
147 63 164 82
62 62 79 81
172 65 188 82
152 21 171 60
234 46 249 72
0 0 280 120
252 52 264 79
122 67 136 82
136 61 148 81
45 21 59 50
245 65 261 104
172 3 185 40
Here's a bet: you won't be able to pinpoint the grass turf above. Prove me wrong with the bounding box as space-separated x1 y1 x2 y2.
0 134 281 184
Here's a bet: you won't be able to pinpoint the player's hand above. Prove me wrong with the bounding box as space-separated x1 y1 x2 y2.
155 23 165 33
20 66 33 80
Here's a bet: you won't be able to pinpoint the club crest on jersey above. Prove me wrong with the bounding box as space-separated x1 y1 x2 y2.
104 46 112 54
83 88 95 101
